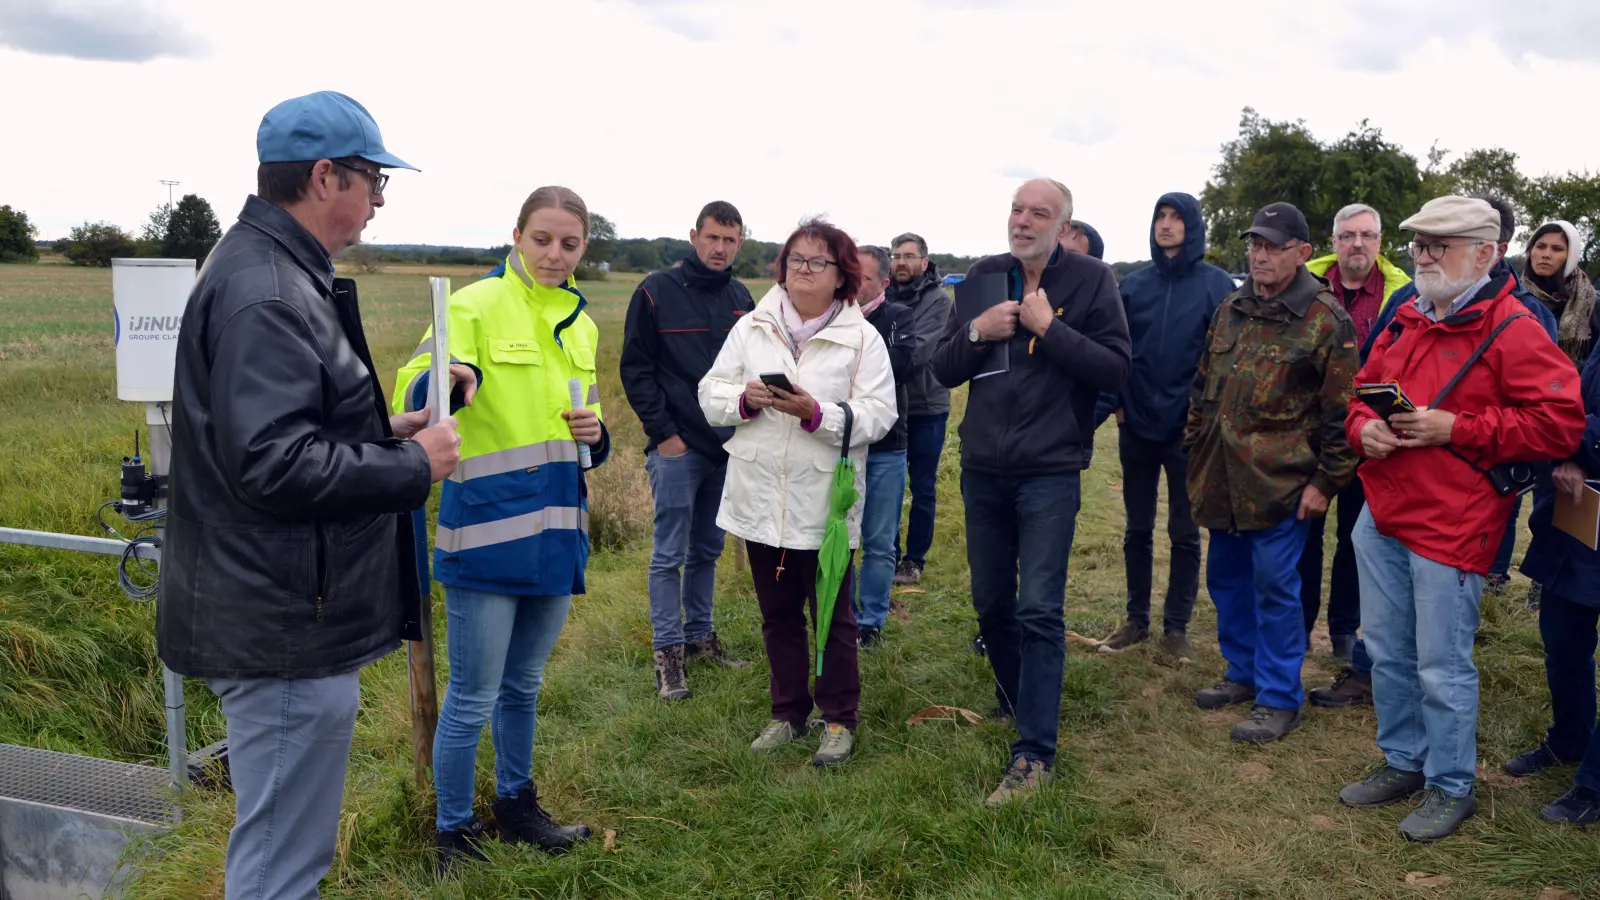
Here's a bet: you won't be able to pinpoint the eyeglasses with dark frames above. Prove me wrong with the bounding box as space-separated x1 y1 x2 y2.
333 160 388 196
786 254 837 274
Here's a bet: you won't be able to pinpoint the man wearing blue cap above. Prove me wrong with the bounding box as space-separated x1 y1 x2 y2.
160 91 472 897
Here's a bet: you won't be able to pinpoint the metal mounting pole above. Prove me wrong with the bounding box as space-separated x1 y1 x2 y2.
144 402 186 794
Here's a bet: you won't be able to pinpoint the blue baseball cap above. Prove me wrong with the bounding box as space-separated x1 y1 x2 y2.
256 91 417 170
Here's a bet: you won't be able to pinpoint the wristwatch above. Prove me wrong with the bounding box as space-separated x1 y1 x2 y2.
968 323 984 344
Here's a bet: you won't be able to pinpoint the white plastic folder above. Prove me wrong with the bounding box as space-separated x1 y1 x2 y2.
1552 480 1600 551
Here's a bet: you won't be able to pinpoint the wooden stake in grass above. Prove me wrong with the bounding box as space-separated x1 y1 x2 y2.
407 276 451 792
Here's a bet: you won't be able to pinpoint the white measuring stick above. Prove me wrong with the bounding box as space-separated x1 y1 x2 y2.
568 377 592 469
427 277 451 427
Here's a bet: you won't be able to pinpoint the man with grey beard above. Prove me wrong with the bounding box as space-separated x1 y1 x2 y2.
932 178 1130 807
1339 195 1585 842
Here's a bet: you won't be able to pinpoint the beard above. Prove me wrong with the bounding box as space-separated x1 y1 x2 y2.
1010 225 1060 262
1414 265 1484 305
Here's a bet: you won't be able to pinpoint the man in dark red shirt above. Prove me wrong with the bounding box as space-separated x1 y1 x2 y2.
1298 204 1413 661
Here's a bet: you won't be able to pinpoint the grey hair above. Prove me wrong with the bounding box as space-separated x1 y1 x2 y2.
890 232 927 257
1050 180 1074 226
858 244 891 281
1333 203 1381 234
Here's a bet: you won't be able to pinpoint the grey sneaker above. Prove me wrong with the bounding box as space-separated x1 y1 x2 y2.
812 723 854 767
686 632 749 669
1399 786 1477 842
1159 631 1191 659
985 757 1053 808
1194 679 1254 710
892 560 923 585
1097 620 1149 652
1339 765 1425 807
1229 705 1301 744
750 720 801 753
653 645 691 702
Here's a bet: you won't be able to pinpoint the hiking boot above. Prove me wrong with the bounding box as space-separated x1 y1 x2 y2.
493 786 591 855
750 719 803 753
1229 705 1301 744
984 757 1053 808
857 625 883 651
1159 630 1191 659
970 631 986 657
686 632 748 669
1399 786 1476 842
1505 742 1575 777
1339 765 1425 807
893 560 923 585
653 645 691 702
1096 620 1149 653
1194 679 1254 710
1541 785 1600 826
1331 634 1356 662
1309 668 1373 708
436 816 492 877
812 723 854 767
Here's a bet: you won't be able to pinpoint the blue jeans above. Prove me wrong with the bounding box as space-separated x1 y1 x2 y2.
1208 517 1310 711
1490 492 1523 578
961 469 1080 767
1355 506 1483 797
434 586 572 831
1538 592 1600 793
857 450 908 629
207 672 361 900
896 413 948 568
645 448 727 649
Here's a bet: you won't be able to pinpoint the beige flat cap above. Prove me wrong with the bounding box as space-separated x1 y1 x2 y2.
1398 196 1501 241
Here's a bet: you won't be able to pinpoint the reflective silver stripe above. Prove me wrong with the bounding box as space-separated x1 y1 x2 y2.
586 383 599 405
435 506 588 552
409 337 435 360
402 369 428 412
447 441 580 482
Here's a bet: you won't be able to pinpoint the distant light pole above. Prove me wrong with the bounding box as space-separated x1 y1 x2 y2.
159 180 180 209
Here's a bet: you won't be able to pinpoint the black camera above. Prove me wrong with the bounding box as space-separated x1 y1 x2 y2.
1486 461 1536 497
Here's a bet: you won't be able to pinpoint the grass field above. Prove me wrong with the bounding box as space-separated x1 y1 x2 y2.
1 261 1597 899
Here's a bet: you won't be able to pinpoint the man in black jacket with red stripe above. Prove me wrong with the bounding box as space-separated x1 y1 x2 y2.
620 201 756 703
933 178 1131 807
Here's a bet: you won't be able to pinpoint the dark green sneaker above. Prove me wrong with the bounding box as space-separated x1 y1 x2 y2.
1339 765 1425 807
1399 786 1476 842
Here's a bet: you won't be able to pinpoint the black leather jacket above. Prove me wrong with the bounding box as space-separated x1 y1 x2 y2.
158 196 433 680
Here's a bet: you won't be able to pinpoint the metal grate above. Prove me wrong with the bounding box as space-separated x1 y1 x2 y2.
0 744 177 825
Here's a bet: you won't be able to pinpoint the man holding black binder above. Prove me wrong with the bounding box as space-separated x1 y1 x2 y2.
932 178 1130 807
1338 195 1585 842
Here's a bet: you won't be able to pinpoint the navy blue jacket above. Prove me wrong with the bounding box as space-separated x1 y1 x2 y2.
1360 258 1558 361
1520 341 1600 608
1094 192 1235 443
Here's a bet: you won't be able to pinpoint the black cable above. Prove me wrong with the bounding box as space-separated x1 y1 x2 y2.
119 534 162 602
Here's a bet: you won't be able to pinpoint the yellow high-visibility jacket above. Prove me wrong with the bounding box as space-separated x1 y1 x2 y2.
394 251 609 596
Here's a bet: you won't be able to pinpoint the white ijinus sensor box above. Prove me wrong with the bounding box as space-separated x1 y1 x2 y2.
112 258 196 402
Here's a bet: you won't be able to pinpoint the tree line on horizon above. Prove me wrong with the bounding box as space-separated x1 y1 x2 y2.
3 107 1595 279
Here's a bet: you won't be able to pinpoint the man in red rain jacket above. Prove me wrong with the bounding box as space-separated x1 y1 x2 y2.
1336 195 1585 843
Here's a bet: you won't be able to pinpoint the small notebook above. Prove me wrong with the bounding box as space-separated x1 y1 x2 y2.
1355 382 1418 421
953 274 1010 379
1553 480 1600 551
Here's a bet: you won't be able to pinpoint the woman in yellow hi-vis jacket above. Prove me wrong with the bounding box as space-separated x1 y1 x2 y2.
395 186 608 874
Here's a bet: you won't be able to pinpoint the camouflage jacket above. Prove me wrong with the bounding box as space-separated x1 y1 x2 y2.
1183 267 1360 532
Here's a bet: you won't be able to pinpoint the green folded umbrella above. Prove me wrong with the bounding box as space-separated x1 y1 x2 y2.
815 403 858 677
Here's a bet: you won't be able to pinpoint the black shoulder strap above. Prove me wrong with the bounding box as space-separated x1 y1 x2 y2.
1429 313 1530 409
838 402 854 460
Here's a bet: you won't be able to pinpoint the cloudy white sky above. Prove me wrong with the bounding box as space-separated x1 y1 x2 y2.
3 0 1598 263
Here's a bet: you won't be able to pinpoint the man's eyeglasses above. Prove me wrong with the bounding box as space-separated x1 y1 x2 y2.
1336 231 1380 245
890 253 923 262
786 254 837 274
333 160 388 196
1247 238 1301 256
1407 239 1483 262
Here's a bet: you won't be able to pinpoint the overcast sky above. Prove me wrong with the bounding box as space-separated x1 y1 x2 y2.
3 0 1598 263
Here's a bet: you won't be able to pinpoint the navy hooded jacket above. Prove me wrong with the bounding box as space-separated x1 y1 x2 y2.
1094 192 1236 443
1519 340 1600 608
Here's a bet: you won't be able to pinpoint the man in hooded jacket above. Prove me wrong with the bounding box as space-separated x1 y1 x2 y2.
1094 193 1235 657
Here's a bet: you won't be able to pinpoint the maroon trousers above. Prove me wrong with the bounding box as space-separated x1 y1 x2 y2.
746 541 860 730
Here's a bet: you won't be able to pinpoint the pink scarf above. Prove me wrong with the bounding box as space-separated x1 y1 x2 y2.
858 291 887 319
781 292 841 357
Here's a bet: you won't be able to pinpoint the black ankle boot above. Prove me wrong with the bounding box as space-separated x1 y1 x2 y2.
493 785 592 855
436 816 492 877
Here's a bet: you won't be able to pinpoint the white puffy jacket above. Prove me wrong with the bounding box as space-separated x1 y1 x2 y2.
699 285 897 550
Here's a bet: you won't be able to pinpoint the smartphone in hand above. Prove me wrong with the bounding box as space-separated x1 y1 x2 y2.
759 372 796 394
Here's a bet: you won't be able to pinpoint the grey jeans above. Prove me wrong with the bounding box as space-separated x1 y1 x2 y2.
207 671 361 900
645 448 727 649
